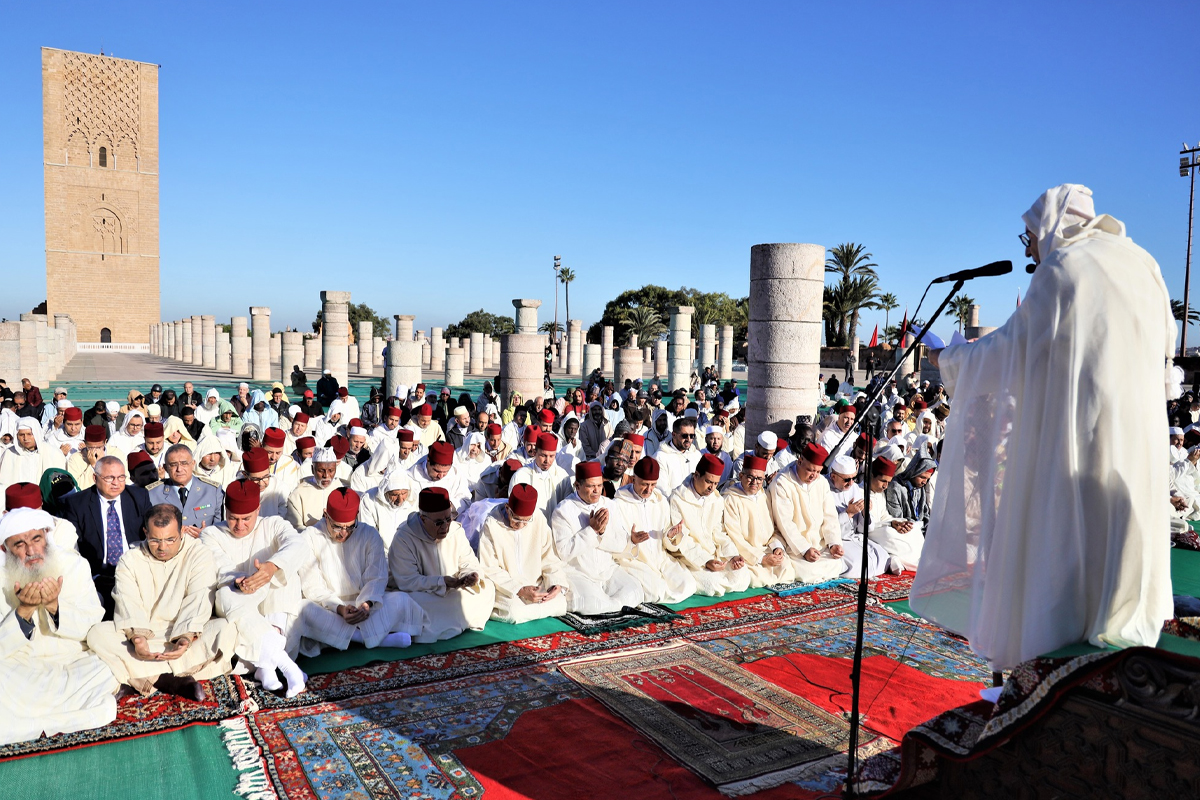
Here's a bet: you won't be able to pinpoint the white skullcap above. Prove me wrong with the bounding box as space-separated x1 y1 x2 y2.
206 388 220 399
57 399 72 409
105 401 120 413
0 507 54 542
757 431 778 449
289 404 301 417
238 382 249 390
453 406 468 416
830 455 858 476
726 397 740 412
349 426 367 438
683 408 699 419
383 470 414 492
312 446 338 463
485 403 499 415
147 404 160 415
323 369 331 375
705 425 723 437
1170 427 1185 436
16 418 41 433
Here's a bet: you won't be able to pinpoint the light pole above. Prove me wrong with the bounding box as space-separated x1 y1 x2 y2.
553 255 562 352
1181 144 1198 357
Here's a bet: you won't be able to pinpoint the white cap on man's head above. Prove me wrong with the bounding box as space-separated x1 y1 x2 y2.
830 455 857 476
757 431 778 449
312 447 338 463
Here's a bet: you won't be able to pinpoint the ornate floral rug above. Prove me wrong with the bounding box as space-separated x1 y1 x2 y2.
559 641 890 796
835 571 915 603
0 674 249 761
557 602 683 634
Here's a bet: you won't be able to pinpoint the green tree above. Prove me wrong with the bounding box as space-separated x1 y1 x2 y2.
618 306 667 346
588 285 748 350
949 295 977 332
312 302 391 340
559 267 576 323
444 309 516 341
876 292 899 330
1173 299 1200 326
824 244 879 345
539 321 564 335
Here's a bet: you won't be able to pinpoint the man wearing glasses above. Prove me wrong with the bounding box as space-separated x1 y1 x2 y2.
654 417 702 496
720 454 795 588
388 487 494 642
478 484 572 623
826 455 892 580
62 454 152 617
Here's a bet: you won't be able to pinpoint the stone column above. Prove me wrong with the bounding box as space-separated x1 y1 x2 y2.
667 306 694 392
0 322 19 387
448 337 460 352
373 336 385 367
557 338 567 371
849 335 861 385
718 325 735 381
216 330 231 372
348 344 358 374
601 326 615 376
171 320 181 361
582 343 601 378
357 321 374 376
187 315 200 365
250 307 271 382
469 331 484 375
430 327 445 372
483 334 493 371
501 299 544 406
616 345 643 386
229 317 250 377
445 346 465 389
281 331 304 384
55 314 76 364
201 315 216 369
320 291 351 386
271 333 282 365
387 315 423 397
968 304 980 329
654 340 668 380
491 339 500 368
643 345 653 365
168 321 177 360
566 320 582 375
421 339 431 370
747 243 824 446
698 324 716 373
181 318 193 365
17 316 46 387
462 337 472 375
304 336 321 371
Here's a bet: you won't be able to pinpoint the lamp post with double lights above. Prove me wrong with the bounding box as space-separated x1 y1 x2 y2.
553 255 562 353
1180 143 1198 357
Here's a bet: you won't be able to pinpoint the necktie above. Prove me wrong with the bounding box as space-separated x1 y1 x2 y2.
179 486 189 507
105 500 123 565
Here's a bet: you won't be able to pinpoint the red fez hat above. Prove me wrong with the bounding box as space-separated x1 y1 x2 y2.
911 398 927 410
127 450 152 471
293 412 310 424
143 422 164 438
397 428 415 443
263 428 286 448
537 433 558 452
63 407 83 422
634 457 660 481
575 461 603 481
801 442 829 466
242 448 270 473
84 425 106 444
508 484 539 517
716 410 729 420
523 426 540 443
537 409 555 424
839 404 857 415
1186 429 1200 448
326 487 360 524
503 458 524 473
5 482 42 511
625 433 645 446
225 479 261 515
872 456 898 478
338 387 349 397
418 486 452 513
416 383 426 390
328 435 350 459
418 403 435 417
348 418 362 428
296 436 316 450
428 441 455 466
485 423 502 437
384 405 402 418
698 453 725 477
742 454 768 472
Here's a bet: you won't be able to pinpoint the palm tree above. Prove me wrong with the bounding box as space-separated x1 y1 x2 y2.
841 275 881 343
825 243 878 281
949 295 977 332
619 306 666 346
558 267 576 323
825 244 878 343
876 292 899 330
538 321 564 335
1173 299 1200 326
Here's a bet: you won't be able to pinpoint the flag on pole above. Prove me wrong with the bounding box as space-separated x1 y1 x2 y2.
1017 288 1022 308
868 325 878 348
899 308 908 344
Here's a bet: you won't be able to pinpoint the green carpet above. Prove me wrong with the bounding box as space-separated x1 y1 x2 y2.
0 725 236 800
1172 546 1200 599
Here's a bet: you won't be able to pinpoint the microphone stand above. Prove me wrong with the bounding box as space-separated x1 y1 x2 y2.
837 278 965 798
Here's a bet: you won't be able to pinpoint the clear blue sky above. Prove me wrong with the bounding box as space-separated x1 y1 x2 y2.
2 1 1198 342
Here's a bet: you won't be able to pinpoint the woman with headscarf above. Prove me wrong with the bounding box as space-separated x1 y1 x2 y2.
208 400 244 438
194 389 222 426
357 469 418 556
455 431 491 500
193 434 238 489
349 439 397 494
912 183 1174 669
885 454 936 529
39 467 78 517
161 415 197 452
241 390 279 432
119 389 147 417
501 391 523 425
239 424 262 454
108 409 146 456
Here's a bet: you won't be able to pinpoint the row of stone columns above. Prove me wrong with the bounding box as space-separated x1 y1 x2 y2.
0 314 76 388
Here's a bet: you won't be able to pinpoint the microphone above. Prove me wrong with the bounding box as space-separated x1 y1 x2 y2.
931 260 1013 284
1025 263 1037 274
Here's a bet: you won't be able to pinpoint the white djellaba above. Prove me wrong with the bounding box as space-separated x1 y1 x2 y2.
911 184 1174 669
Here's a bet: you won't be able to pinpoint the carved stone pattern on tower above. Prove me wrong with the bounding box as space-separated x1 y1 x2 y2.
62 51 140 162
68 191 139 254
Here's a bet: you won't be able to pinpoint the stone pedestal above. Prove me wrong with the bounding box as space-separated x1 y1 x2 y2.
271 333 281 365
250 307 272 382
348 344 358 373
601 326 615 376
181 318 193 365
281 331 304 384
654 340 668 379
174 320 184 361
230 317 250 377
187 315 200 365
387 315 423 398
616 347 643 386
747 243 823 446
216 331 231 372
0 322 20 386
201 315 216 369
304 337 321 371
667 306 694 393
18 315 47 387
643 346 653 365
445 346 465 389
469 332 484 375
501 299 544 407
557 339 567 371
320 290 351 386
567 320 582 375
421 339 431 370
373 336 385 367
698 324 716 373
492 339 501 368
968 304 980 329
357 321 374 376
430 327 445 372
483 334 493 371
718 325 734 380
515 300 541 334
582 344 601 379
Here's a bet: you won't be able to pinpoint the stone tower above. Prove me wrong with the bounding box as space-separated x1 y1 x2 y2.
42 48 160 343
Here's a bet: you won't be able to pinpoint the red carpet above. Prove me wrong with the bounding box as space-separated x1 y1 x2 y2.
456 697 811 800
744 653 987 742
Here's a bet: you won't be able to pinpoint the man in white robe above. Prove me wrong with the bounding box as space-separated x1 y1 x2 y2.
201 479 308 697
916 184 1174 667
237 448 294 519
667 454 751 596
286 446 347 529
1169 427 1187 466
478 484 572 623
408 441 472 513
366 405 404 455
45 406 85 459
262 427 302 486
818 404 857 462
608 458 696 603
0 419 63 492
511 434 573 521
550 462 646 612
860 456 923 571
5 482 78 551
87 503 237 699
767 443 846 584
721 454 795 588
826 455 891 579
701 426 734 485
387 487 495 641
297 488 426 655
358 469 417 553
0 508 117 745
404 403 445 449
655 417 701 495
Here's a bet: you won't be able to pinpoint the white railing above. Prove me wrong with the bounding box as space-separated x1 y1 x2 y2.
76 342 150 353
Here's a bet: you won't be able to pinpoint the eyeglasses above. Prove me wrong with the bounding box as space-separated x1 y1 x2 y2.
743 475 766 485
245 475 271 485
146 537 180 546
678 433 695 440
327 520 357 534
1018 232 1031 248
98 474 127 483
422 514 456 527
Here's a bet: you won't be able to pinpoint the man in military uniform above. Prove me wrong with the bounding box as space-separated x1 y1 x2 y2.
146 443 224 537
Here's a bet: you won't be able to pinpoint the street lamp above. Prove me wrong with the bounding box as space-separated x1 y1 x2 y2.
1181 144 1199 357
553 255 562 350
